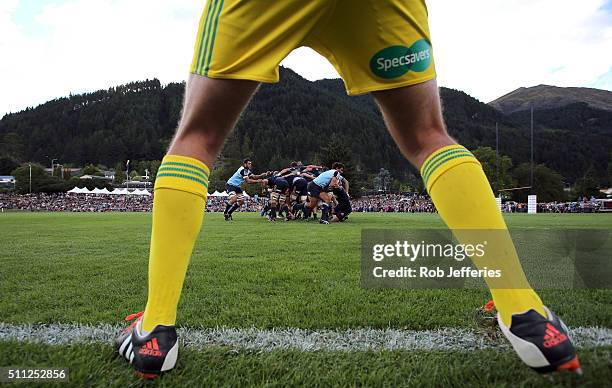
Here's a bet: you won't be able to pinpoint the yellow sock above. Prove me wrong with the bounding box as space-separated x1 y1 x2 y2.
421 144 546 326
142 155 209 332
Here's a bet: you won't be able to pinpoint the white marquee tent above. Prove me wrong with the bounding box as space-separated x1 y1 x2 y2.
132 189 152 196
67 187 89 194
209 190 228 197
208 191 250 197
67 187 151 195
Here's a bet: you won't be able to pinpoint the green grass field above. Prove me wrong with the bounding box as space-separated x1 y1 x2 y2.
1 212 611 386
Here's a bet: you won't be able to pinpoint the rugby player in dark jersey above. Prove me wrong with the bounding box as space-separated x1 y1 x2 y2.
260 174 290 221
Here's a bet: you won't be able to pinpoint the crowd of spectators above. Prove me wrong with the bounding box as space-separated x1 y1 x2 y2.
352 193 436 213
1 193 436 214
0 193 152 212
0 193 604 214
502 197 602 213
0 193 265 213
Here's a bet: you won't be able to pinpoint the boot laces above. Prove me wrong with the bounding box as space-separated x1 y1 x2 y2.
122 311 144 333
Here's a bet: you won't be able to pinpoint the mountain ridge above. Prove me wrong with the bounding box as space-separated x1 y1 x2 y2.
489 84 612 114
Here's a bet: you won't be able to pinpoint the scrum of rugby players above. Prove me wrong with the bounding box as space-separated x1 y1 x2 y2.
260 161 352 224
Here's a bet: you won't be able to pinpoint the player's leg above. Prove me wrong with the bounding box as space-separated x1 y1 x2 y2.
224 187 237 215
311 0 547 326
305 197 317 219
269 190 280 221
332 189 351 222
279 193 289 219
227 190 244 218
293 198 305 218
261 194 271 217
373 80 580 373
305 182 320 219
288 189 299 218
276 181 290 219
298 183 310 219
373 79 545 324
318 191 333 224
296 194 308 218
314 1 551 327
143 75 259 332
117 75 259 377
291 181 307 218
168 75 260 166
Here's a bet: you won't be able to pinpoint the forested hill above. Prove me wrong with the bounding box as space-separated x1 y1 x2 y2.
0 68 610 184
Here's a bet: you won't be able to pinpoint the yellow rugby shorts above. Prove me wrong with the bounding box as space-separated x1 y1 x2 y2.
190 0 436 95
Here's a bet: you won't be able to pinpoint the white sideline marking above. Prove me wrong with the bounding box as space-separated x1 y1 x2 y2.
0 323 610 352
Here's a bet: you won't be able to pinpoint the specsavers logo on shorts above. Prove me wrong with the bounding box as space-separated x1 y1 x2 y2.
370 39 432 79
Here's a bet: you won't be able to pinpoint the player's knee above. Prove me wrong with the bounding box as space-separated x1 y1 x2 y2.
175 114 228 152
414 125 450 147
270 192 279 207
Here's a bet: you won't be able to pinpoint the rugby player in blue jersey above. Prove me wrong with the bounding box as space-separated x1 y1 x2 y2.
306 162 345 224
224 159 269 220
